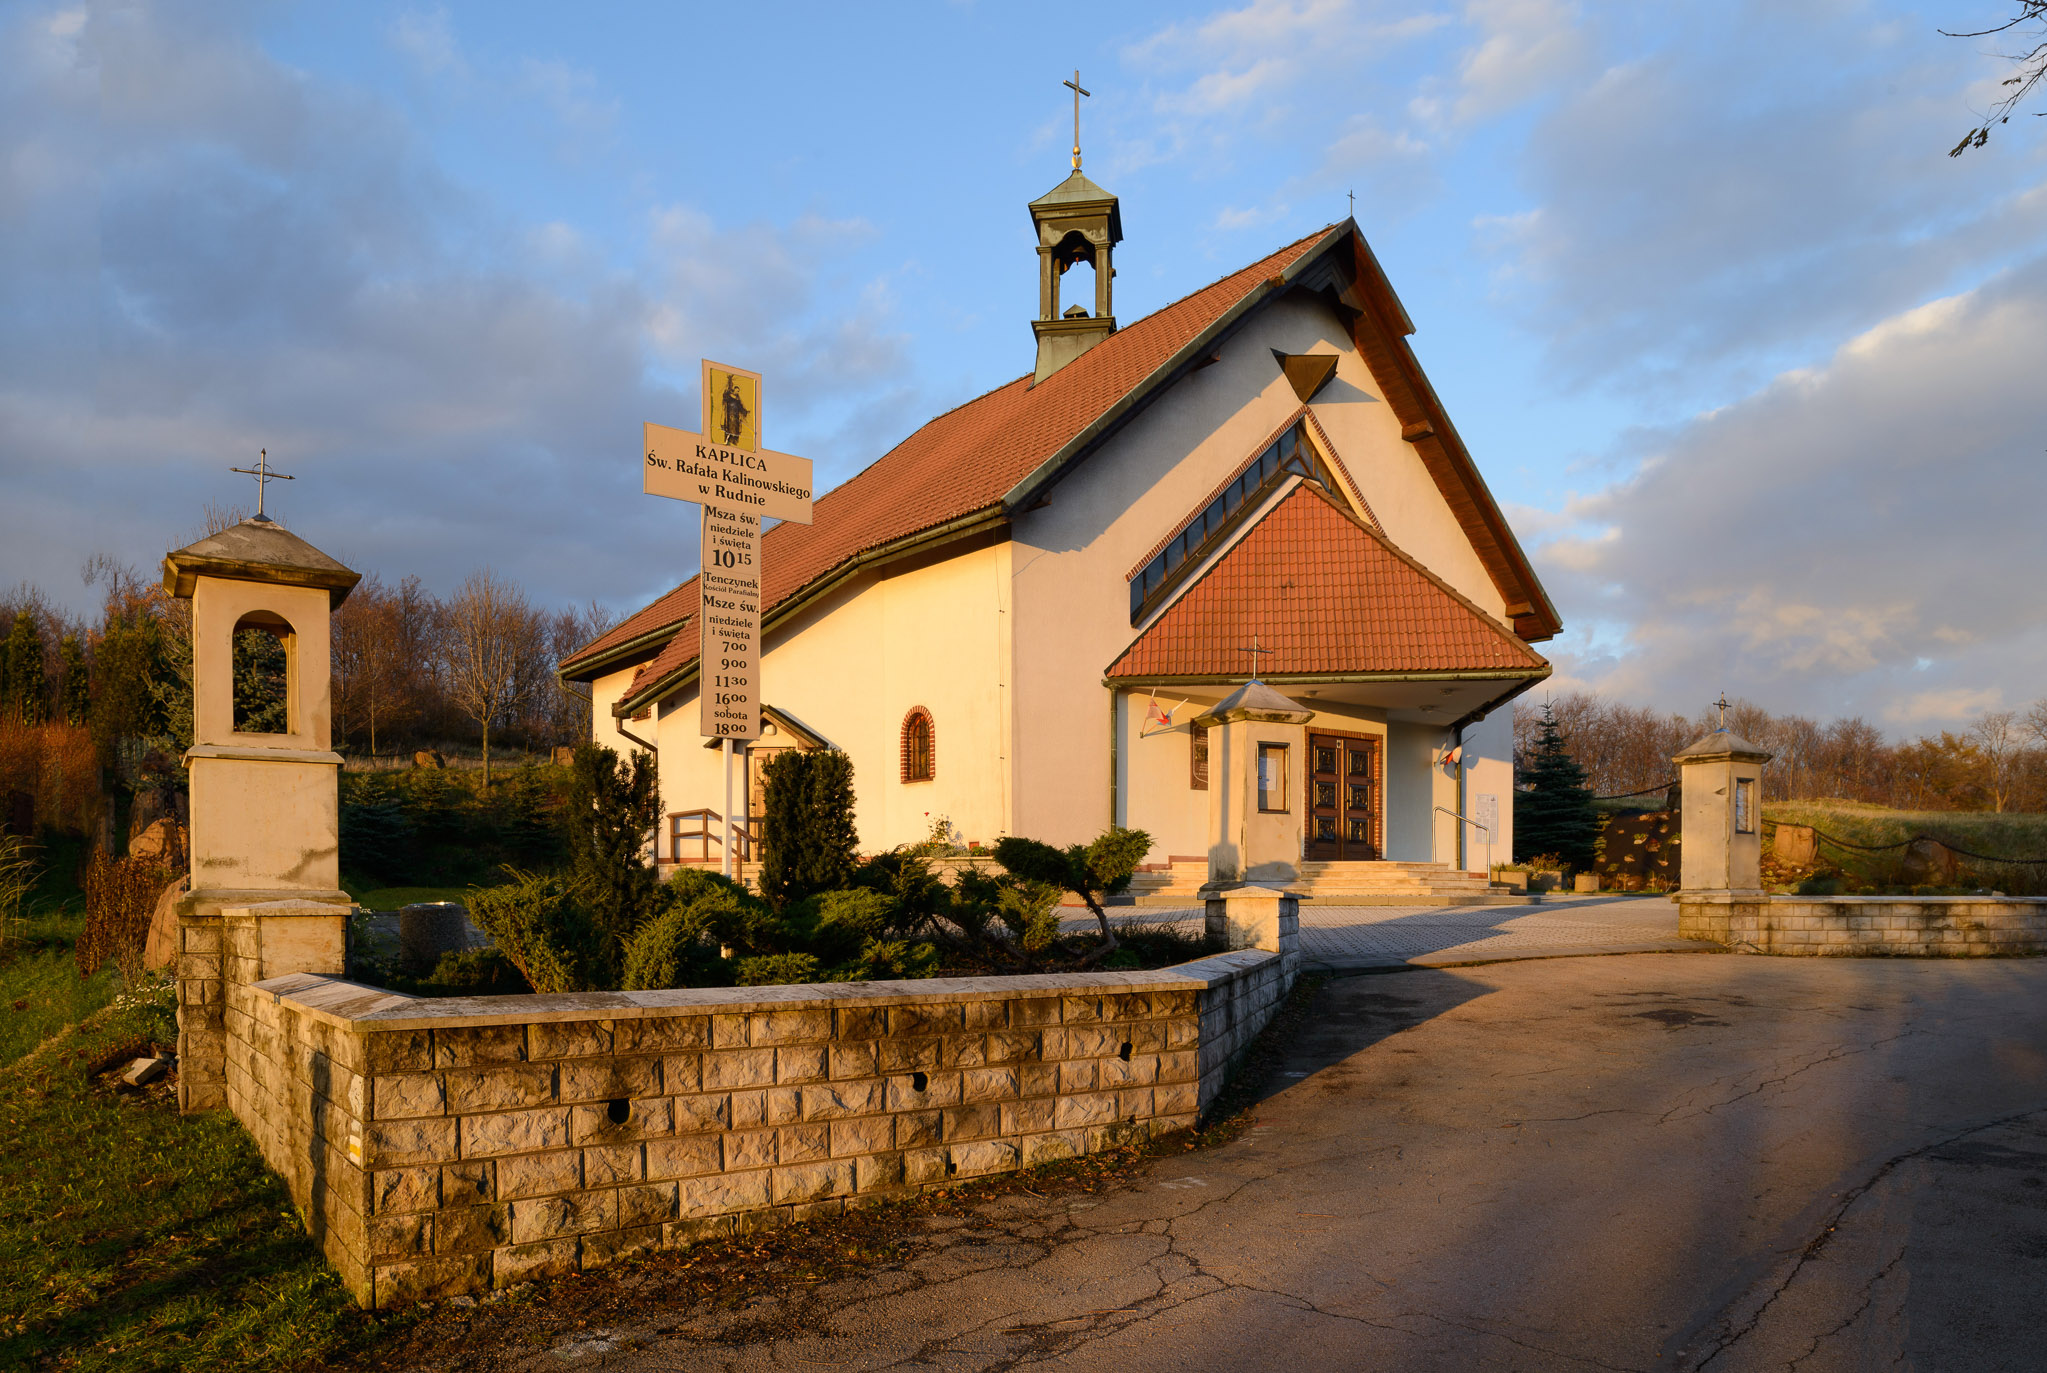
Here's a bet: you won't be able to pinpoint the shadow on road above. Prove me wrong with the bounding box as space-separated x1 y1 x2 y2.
1242 968 1494 1107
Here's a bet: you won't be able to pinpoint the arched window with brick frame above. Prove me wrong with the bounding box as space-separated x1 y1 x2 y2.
900 707 935 783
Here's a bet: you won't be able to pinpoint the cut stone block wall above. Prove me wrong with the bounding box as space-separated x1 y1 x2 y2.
177 914 227 1112
1679 894 2047 955
220 950 1290 1307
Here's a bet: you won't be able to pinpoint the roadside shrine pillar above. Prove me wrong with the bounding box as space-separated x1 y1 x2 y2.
1672 722 1773 944
1195 677 1314 889
163 506 359 1111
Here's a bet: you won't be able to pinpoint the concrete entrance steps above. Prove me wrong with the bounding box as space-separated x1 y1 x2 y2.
1124 859 1526 907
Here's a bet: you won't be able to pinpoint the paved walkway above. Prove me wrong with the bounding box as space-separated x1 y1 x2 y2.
432 955 2047 1373
1086 894 1704 969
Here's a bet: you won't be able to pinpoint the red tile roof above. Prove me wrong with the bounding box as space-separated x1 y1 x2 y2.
1105 483 1548 680
562 226 1339 702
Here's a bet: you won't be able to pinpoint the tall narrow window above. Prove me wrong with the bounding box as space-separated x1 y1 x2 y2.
1189 725 1209 791
901 708 935 783
1734 777 1754 834
1257 743 1288 813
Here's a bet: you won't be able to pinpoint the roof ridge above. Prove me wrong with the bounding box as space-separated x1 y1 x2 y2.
564 231 1359 699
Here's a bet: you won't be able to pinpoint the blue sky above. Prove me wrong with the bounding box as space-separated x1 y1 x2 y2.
3 0 2044 732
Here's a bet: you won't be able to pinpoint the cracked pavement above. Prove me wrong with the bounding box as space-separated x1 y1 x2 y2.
439 954 2047 1372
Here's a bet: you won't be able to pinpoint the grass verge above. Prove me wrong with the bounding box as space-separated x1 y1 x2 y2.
0 987 417 1372
1767 802 2047 894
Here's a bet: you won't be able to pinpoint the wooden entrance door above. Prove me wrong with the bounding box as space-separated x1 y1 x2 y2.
1306 733 1380 861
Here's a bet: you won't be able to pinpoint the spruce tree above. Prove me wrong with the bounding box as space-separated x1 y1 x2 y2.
2 611 47 726
1514 704 1600 869
58 635 90 726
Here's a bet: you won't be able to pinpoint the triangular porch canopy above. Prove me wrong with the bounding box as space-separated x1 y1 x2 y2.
1106 484 1549 725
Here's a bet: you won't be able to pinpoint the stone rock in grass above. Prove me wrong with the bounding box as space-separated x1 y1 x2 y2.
123 1057 168 1086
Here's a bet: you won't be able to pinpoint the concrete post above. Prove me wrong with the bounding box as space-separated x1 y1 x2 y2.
1671 728 1773 944
1204 883 1302 988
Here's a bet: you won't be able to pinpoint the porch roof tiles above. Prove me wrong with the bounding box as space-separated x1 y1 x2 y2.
1104 482 1549 681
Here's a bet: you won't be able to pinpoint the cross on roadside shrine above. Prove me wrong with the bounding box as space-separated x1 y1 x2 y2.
1240 636 1276 681
1714 692 1731 730
229 449 293 521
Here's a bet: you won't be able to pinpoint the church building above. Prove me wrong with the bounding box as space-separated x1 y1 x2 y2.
560 162 1558 898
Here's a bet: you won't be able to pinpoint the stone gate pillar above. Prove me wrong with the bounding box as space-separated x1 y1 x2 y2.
1672 728 1773 944
164 517 360 1111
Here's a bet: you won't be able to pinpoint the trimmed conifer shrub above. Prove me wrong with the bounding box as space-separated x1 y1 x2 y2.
758 748 858 907
563 743 659 981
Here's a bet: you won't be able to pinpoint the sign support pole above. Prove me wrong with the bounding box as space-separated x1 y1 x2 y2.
722 738 735 880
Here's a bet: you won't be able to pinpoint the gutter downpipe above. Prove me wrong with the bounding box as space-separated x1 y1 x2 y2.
1453 721 1467 873
1108 688 1119 831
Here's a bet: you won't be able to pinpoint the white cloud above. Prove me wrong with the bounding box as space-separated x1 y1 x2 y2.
1214 202 1291 230
1885 688 2006 727
522 58 618 134
1483 5 2047 398
1531 259 2047 733
1453 0 1589 121
389 7 464 78
0 0 920 621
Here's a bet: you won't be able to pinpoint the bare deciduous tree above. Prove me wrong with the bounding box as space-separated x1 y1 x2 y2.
1969 710 2025 812
332 574 411 757
1947 3 2047 155
441 569 546 787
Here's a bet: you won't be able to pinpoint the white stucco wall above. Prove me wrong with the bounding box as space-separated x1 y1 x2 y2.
1010 290 1517 854
1114 689 1215 861
593 288 1537 869
612 541 1014 858
1458 706 1516 871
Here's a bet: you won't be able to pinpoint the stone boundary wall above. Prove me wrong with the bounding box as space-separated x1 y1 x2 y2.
1679 893 2047 955
223 951 1291 1308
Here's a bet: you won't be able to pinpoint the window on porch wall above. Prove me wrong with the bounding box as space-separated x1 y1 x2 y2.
1190 725 1208 790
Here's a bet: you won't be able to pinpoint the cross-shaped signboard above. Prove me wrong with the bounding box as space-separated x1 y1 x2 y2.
644 360 815 743
643 362 815 877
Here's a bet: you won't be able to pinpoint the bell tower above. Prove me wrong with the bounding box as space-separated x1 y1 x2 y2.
1030 72 1123 382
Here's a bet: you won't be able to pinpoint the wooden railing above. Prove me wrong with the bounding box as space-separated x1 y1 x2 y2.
668 809 757 864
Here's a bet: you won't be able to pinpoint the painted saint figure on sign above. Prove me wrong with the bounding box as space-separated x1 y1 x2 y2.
720 374 750 448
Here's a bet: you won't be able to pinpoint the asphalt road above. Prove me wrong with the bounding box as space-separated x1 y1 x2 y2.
515 953 2047 1372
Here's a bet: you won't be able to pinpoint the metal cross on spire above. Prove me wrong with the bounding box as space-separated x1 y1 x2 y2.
228 448 294 522
1714 692 1731 730
1347 189 1356 218
1063 70 1090 170
1239 636 1276 681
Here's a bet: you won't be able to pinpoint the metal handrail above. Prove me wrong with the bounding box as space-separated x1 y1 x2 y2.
1434 804 1492 878
669 809 755 864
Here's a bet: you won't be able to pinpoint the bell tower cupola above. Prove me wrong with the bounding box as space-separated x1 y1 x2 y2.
1030 71 1123 383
